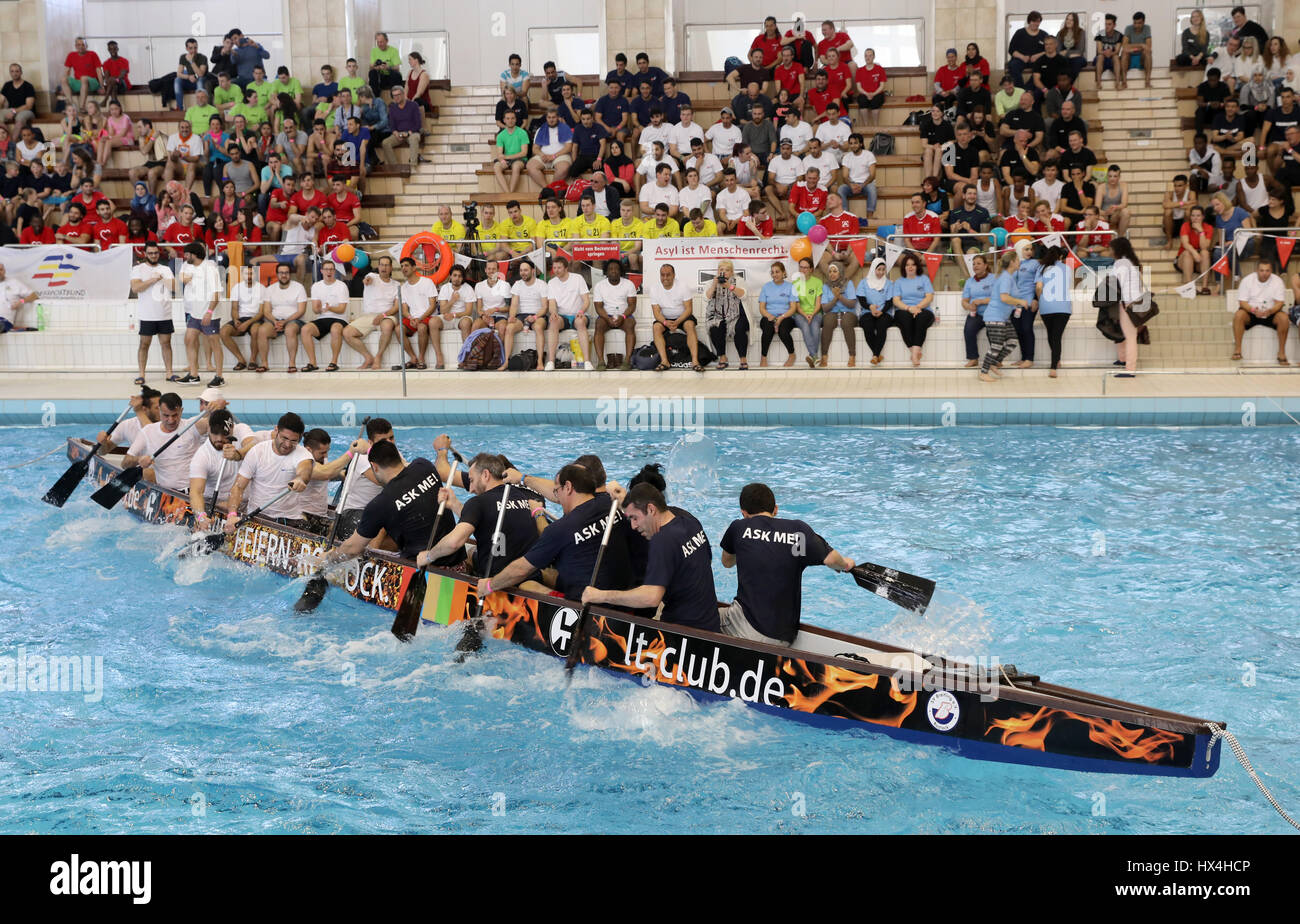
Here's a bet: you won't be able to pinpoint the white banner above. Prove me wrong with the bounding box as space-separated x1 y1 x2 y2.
0 245 132 300
642 236 799 293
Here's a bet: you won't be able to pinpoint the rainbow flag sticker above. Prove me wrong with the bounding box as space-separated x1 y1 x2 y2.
421 574 469 625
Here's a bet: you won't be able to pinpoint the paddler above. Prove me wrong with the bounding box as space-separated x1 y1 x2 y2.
187 408 240 530
580 482 720 632
301 427 366 535
333 417 397 538
414 452 548 576
122 392 221 493
198 386 267 457
223 412 313 530
98 386 160 453
718 482 855 646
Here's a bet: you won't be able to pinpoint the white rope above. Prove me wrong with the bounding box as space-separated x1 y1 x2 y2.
1 445 65 469
1207 722 1300 831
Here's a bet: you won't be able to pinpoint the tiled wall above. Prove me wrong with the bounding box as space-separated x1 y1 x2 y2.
284 0 351 89
605 0 669 72
0 0 55 107
933 0 997 77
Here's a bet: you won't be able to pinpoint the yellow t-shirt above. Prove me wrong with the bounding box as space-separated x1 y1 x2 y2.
640 218 680 239
683 219 718 237
609 217 643 252
430 219 466 241
567 214 611 239
537 217 569 245
492 216 537 252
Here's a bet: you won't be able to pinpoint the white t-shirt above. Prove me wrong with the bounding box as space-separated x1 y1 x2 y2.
1031 177 1065 211
0 278 32 324
511 277 547 317
651 280 695 320
400 276 437 318
679 184 714 220
1239 176 1270 210
265 280 308 321
131 263 174 322
362 273 399 315
637 153 676 179
166 132 203 158
127 417 204 493
815 119 851 162
801 151 837 189
189 437 239 504
340 452 385 513
715 186 752 222
592 277 639 317
841 149 877 184
475 278 513 315
1237 272 1286 311
638 122 673 154
547 273 589 316
114 416 144 451
237 438 313 519
231 281 265 320
779 121 813 154
438 281 477 311
281 220 311 255
301 470 331 516
180 260 221 313
706 121 743 156
769 153 805 185
670 121 705 153
685 152 723 186
310 278 350 320
639 182 680 212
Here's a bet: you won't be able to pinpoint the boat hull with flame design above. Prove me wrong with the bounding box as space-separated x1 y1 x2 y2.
67 438 1223 778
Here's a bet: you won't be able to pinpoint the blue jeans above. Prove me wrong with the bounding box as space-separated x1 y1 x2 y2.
793 313 822 357
838 182 877 214
173 76 199 107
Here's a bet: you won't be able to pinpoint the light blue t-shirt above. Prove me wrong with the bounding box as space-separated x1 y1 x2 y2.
759 279 797 313
961 273 996 317
1035 262 1073 315
986 271 1018 323
891 274 935 313
1013 257 1040 302
857 280 892 314
500 68 530 93
821 278 858 313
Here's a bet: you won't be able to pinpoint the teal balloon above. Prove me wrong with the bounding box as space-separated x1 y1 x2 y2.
991 227 1008 247
351 249 370 269
796 211 817 234
877 224 896 241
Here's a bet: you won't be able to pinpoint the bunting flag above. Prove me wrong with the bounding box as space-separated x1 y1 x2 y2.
498 260 511 277
1211 252 1232 275
1065 249 1082 271
923 250 943 281
962 252 977 276
849 237 870 267
811 240 827 267
526 247 547 272
555 245 573 263
1234 230 1250 255
882 241 903 273
387 242 404 260
453 251 472 268
1276 237 1295 267
1042 233 1064 249
1175 281 1198 299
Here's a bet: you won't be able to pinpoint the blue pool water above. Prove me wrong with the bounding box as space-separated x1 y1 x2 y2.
1 423 1297 834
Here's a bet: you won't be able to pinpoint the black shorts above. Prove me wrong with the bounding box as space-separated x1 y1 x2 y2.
857 92 885 110
143 159 165 169
139 319 174 336
308 316 347 338
1242 311 1283 330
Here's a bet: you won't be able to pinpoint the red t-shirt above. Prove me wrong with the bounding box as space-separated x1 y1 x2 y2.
127 230 158 256
788 182 827 215
750 34 783 68
934 65 964 94
266 188 292 223
317 223 351 247
290 189 324 215
822 63 852 100
1003 215 1031 235
902 211 942 250
20 226 56 244
782 30 814 60
856 64 887 95
58 218 94 244
165 222 198 246
74 191 107 212
64 50 102 80
817 33 851 60
819 211 859 251
1075 218 1112 249
737 216 774 238
327 191 361 222
101 56 130 88
91 217 128 249
773 62 805 96
806 87 834 118
1031 214 1067 234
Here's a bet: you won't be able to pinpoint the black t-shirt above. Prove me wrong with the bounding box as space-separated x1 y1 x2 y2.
918 117 954 146
1211 112 1245 142
458 483 543 577
999 145 1039 180
1057 146 1097 175
947 205 991 231
1008 28 1045 61
546 74 569 105
955 86 992 116
736 64 773 90
644 509 718 631
1 80 34 110
495 97 528 127
1048 115 1087 149
355 457 464 565
1060 180 1095 214
1265 105 1300 144
720 515 831 642
1196 80 1229 107
1001 107 1044 142
1032 54 1067 88
1277 149 1300 188
949 140 982 180
524 493 633 600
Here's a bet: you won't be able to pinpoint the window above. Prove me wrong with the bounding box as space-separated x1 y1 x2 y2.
528 27 600 77
382 32 450 81
83 33 287 83
1175 6 1263 52
683 20 924 71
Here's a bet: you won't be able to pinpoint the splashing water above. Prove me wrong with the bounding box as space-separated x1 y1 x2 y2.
665 432 720 502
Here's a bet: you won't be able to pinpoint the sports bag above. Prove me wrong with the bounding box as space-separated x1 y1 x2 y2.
457 329 504 370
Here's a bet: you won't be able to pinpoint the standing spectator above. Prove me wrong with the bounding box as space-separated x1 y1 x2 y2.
369 33 403 99
382 85 422 166
1094 14 1124 87
209 34 237 87
1034 246 1072 377
229 30 270 88
179 243 223 385
1229 6 1269 53
526 107 573 188
854 48 887 126
1 64 35 132
960 253 994 367
1056 13 1087 79
1232 257 1290 363
130 242 177 384
61 37 102 111
101 41 131 98
1107 237 1146 375
979 251 1022 381
1007 12 1046 87
1121 12 1153 91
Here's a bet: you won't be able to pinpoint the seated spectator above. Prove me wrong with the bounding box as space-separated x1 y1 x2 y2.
275 116 308 174
947 183 992 260
61 36 102 111
593 79 631 141
786 166 827 230
526 107 574 188
659 78 690 124
335 115 370 184
943 122 984 197
224 142 259 197
605 53 638 97
1194 67 1231 134
213 72 240 117
1007 12 1046 87
1031 162 1064 212
684 137 723 189
498 52 530 101
1232 257 1290 363
765 137 804 222
337 58 366 105
801 137 837 190
902 193 943 253
1056 13 1087 78
633 53 669 97
820 48 853 111
1263 36 1292 86
957 70 993 119
993 73 1024 119
1263 88 1300 159
602 138 636 195
1178 9 1212 68
556 82 586 128
1056 130 1095 176
838 131 877 218
751 17 784 68
1030 198 1066 239
648 262 700 371
1210 191 1254 271
1188 132 1224 195
325 176 361 234
779 108 813 156
382 85 422 166
934 48 964 108
737 200 773 238
731 82 774 124
1267 125 1300 189
1121 12 1153 91
164 120 205 190
270 66 304 130
1058 164 1095 223
772 44 805 104
538 60 569 107
715 168 751 234
1161 173 1194 246
571 107 608 177
0 64 34 134
1210 36 1246 94
1098 165 1131 238
19 211 56 244
94 99 134 183
890 252 936 367
1210 99 1247 157
1043 72 1082 126
208 33 237 89
210 177 242 224
1176 204 1214 293
370 33 403 98
330 88 362 137
854 48 887 127
1093 14 1123 87
1000 89 1044 149
638 162 679 217
1028 35 1068 103
303 64 338 128
185 88 220 137
1075 206 1113 259
1239 67 1274 136
493 109 529 192
706 106 743 164
1045 97 1086 154
682 206 716 237
173 38 209 111
1254 184 1296 271
919 105 954 180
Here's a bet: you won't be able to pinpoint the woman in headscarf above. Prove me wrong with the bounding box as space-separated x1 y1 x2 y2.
818 260 858 367
705 258 749 369
129 181 157 229
856 257 893 365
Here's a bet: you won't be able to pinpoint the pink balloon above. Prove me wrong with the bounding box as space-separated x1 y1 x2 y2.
807 224 828 244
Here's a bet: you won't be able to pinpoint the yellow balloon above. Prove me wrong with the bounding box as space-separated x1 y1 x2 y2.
789 237 812 261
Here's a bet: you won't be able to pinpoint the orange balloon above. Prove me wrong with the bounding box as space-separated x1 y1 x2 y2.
334 243 356 263
789 237 812 262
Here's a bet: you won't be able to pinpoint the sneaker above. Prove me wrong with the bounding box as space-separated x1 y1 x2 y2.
582 361 595 371
544 361 555 371
179 373 201 384
207 376 225 387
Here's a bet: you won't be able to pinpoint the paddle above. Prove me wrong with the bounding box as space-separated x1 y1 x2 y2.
850 562 935 615
294 418 371 613
42 405 134 507
390 456 462 641
91 409 211 510
563 495 623 680
182 486 294 557
453 482 511 658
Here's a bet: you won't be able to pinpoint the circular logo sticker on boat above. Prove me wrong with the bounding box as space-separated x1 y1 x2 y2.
926 690 961 732
549 607 580 655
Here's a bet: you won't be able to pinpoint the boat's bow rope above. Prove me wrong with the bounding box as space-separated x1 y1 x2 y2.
2 445 65 469
1207 723 1300 832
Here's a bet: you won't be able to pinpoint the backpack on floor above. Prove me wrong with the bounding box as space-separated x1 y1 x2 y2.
457 329 504 370
869 132 894 156
665 331 716 367
630 344 660 369
506 348 538 371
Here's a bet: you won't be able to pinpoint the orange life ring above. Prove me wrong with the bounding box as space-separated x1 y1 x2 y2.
400 232 454 286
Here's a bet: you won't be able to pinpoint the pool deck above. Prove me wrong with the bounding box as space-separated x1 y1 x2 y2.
5 368 1300 428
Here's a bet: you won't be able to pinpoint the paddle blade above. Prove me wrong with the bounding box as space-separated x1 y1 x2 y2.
563 605 592 675
42 458 89 507
391 570 427 641
453 614 484 659
178 530 226 560
294 576 328 613
90 465 144 509
851 563 936 615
